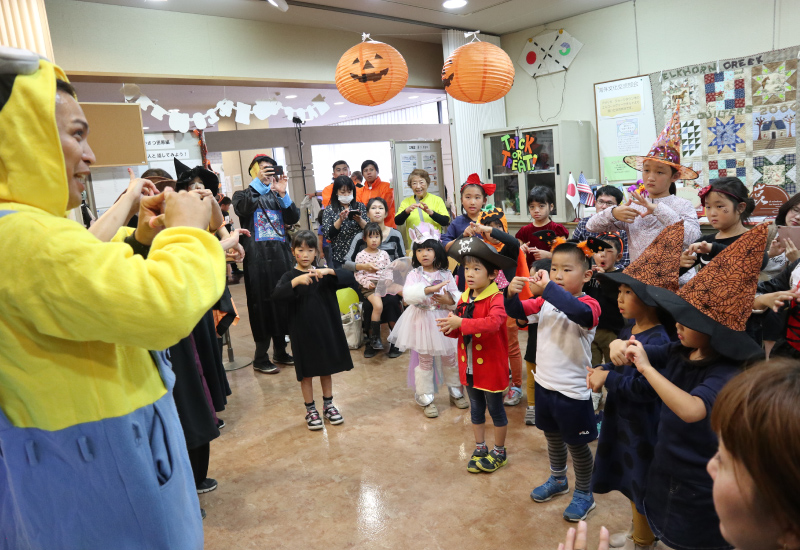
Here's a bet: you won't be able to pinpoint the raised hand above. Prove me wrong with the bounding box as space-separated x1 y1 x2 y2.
507 276 529 297
768 238 786 258
258 165 275 184
785 237 800 263
435 312 462 334
611 198 640 223
629 191 656 217
273 174 289 196
557 521 609 550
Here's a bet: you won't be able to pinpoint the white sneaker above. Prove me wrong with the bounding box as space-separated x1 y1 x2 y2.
423 403 439 418
610 522 634 548
504 387 523 406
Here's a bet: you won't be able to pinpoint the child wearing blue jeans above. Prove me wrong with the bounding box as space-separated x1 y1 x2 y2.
505 234 609 522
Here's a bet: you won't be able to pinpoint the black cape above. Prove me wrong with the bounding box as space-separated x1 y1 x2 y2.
232 185 300 342
272 268 356 381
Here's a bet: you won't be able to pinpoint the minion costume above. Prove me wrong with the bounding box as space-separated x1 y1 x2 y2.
0 48 225 549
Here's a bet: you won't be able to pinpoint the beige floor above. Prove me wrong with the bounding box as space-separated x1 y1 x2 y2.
202 282 630 549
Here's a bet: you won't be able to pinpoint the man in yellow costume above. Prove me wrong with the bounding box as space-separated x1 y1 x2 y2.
0 47 225 549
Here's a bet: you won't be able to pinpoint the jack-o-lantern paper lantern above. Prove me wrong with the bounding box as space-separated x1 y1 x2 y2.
442 41 515 104
335 40 408 106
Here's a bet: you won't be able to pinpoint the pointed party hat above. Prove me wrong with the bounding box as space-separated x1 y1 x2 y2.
409 221 441 244
623 100 699 180
649 223 768 360
599 221 684 305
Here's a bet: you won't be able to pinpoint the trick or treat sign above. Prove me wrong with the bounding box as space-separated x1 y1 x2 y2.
500 133 538 172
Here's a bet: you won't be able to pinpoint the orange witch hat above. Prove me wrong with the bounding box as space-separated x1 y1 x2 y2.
599 222 684 305
677 222 768 332
649 223 769 360
623 100 699 181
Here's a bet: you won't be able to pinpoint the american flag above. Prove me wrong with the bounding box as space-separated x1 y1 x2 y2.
577 172 594 206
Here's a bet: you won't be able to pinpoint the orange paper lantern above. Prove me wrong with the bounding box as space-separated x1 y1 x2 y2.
442 41 515 104
335 40 409 107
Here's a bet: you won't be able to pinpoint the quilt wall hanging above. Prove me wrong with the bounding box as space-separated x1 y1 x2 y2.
651 45 800 196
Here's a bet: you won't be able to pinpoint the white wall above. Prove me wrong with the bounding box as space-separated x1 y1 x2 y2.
44 0 444 88
501 0 800 129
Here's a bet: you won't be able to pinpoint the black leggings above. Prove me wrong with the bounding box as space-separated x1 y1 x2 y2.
187 442 210 487
466 386 508 427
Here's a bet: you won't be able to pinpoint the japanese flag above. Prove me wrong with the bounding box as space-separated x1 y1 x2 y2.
566 172 580 211
518 30 583 78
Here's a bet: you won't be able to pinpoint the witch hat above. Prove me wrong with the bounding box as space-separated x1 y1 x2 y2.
600 221 684 305
173 158 219 196
623 100 699 181
649 223 768 360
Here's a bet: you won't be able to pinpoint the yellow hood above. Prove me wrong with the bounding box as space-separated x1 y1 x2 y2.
0 58 69 217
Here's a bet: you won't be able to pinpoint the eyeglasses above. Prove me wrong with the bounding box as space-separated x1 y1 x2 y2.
596 199 617 207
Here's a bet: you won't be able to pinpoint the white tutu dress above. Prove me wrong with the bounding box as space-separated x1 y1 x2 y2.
388 267 460 356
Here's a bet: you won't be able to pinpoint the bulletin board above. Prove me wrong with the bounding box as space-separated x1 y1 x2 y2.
80 103 147 167
593 76 658 183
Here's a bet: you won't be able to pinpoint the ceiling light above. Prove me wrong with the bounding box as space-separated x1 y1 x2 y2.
443 0 467 8
339 115 347 118
267 0 289 12
408 95 419 99
285 94 297 99
143 127 150 130
334 102 344 105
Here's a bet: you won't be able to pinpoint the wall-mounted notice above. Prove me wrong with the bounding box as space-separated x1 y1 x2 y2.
594 76 657 183
422 152 440 193
401 153 419 197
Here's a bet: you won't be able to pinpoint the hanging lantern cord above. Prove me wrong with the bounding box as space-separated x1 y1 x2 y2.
464 30 481 42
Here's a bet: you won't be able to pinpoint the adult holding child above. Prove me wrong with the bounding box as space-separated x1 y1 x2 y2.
587 102 700 261
394 168 451 249
343 197 406 358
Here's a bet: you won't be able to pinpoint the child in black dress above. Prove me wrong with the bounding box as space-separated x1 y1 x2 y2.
272 230 356 430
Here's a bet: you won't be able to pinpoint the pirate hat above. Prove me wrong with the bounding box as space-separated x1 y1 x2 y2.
648 223 769 361
448 236 517 271
623 100 699 181
174 158 219 196
600 221 684 306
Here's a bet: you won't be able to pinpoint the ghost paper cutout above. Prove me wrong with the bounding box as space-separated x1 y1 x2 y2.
217 99 234 117
234 102 252 125
205 108 220 125
192 112 208 130
168 110 191 133
253 100 281 120
150 104 168 121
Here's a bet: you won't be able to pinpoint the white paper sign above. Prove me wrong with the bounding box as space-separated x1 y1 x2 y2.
147 149 190 161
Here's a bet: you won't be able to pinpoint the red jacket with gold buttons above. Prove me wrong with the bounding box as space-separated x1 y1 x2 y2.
445 283 509 392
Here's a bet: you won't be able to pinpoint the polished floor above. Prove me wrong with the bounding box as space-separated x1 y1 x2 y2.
202 282 630 549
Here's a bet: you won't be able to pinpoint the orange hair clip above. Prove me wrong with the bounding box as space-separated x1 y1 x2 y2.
549 236 567 252
576 241 594 258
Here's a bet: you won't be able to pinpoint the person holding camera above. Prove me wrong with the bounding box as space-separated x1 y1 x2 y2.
321 175 368 269
232 154 300 374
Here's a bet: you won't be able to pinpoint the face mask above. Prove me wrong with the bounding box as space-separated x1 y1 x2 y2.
339 194 354 205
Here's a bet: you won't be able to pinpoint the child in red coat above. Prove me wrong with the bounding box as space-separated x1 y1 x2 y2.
437 236 518 473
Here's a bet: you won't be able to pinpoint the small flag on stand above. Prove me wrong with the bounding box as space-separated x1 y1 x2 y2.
577 172 594 206
566 172 580 212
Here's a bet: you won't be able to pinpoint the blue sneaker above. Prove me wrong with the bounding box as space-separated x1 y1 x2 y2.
530 475 569 502
563 489 596 522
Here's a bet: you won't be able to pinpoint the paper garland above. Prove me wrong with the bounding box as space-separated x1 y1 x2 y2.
121 84 331 132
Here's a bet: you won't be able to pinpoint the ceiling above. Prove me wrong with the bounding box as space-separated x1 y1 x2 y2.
78 0 630 44
72 80 446 131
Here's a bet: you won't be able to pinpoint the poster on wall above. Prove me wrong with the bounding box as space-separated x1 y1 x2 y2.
650 45 800 198
422 153 440 194
401 153 419 197
594 76 658 183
